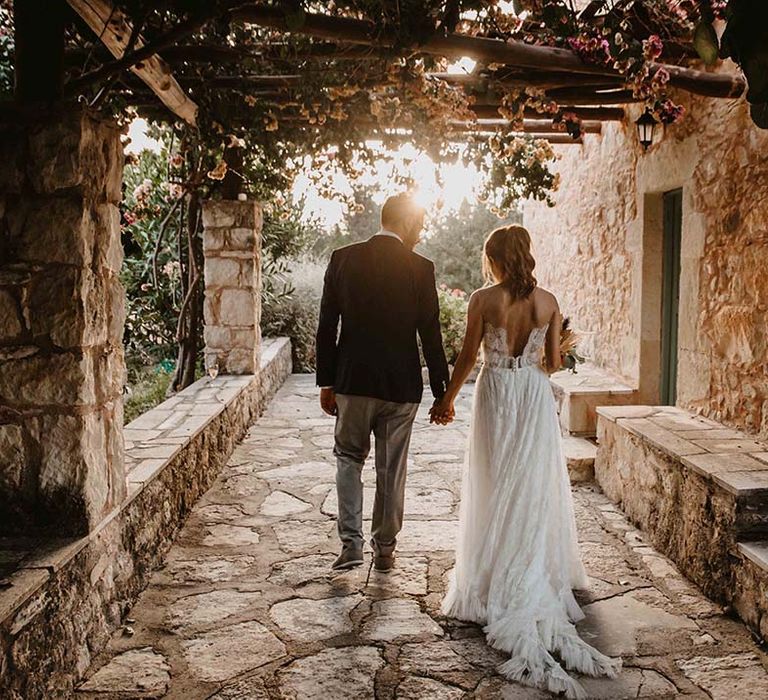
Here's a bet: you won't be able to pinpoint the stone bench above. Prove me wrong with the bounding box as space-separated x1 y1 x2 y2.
595 404 768 639
550 362 638 437
0 338 291 698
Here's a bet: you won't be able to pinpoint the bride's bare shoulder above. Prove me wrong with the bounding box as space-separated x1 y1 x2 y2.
532 286 559 309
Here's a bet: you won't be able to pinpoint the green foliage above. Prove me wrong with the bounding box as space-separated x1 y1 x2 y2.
419 199 520 293
310 183 381 258
693 20 720 66
261 259 325 373
121 141 182 366
124 362 174 424
436 285 469 365
472 135 561 210
122 123 315 381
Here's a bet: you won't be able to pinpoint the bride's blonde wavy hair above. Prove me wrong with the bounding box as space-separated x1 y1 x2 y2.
483 225 537 300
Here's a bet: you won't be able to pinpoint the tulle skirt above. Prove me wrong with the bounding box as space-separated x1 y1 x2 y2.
442 365 621 698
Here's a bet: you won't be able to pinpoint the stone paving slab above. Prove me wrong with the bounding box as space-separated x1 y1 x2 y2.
78 375 768 699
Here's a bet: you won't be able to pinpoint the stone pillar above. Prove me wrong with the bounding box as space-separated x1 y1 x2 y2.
202 200 262 375
0 110 126 536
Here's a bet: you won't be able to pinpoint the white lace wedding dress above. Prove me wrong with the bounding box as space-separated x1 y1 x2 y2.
442 323 621 698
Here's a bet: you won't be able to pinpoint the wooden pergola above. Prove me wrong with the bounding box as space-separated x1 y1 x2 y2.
12 1 748 147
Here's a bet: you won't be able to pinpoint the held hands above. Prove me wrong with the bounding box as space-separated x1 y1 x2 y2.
320 388 338 416
429 396 455 426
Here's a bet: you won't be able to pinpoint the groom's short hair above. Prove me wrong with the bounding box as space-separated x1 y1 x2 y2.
381 193 425 229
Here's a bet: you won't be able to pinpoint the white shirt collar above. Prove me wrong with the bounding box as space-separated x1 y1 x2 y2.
375 228 403 244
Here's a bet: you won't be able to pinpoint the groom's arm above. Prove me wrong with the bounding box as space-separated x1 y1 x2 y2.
316 252 341 389
418 260 450 400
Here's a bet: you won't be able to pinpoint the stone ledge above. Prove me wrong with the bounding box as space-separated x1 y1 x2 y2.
0 338 292 698
551 362 638 436
595 404 768 640
597 405 768 498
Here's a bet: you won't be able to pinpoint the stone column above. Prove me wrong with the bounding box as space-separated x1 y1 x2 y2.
0 110 126 536
202 200 262 375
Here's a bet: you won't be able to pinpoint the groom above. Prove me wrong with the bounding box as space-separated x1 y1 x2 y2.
316 193 449 572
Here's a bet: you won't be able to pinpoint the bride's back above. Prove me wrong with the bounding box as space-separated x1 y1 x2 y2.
478 285 557 357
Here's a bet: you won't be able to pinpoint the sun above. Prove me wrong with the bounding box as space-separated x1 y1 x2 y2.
295 142 485 229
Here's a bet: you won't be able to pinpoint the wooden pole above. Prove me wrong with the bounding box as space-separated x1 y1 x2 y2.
233 6 745 99
14 0 67 103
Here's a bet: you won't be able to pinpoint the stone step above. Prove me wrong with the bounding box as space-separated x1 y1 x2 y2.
563 435 596 483
550 362 638 437
735 541 768 640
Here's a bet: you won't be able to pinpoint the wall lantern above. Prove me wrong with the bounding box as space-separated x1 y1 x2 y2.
635 110 658 150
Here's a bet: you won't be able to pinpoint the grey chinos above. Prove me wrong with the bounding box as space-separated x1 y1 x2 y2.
333 394 419 555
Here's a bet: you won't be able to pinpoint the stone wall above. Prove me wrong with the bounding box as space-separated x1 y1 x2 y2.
202 200 262 375
0 338 292 699
524 67 768 438
0 110 126 535
595 410 738 603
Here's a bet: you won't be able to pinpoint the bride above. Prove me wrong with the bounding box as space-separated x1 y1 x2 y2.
430 225 621 698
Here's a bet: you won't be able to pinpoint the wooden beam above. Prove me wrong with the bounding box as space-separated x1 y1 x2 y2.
465 118 602 134
14 0 66 103
66 0 198 125
234 6 745 99
471 104 624 121
544 87 641 105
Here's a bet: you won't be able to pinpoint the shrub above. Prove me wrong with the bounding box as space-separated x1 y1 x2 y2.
124 363 174 424
262 258 325 372
437 285 469 365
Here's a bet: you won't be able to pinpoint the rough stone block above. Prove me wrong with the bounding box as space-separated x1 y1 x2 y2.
226 227 257 250
218 289 256 327
0 423 25 491
26 111 122 199
595 415 747 603
204 325 231 350
0 352 96 407
18 196 95 266
203 229 227 252
37 410 125 533
93 204 123 273
225 348 258 375
0 288 22 339
204 257 242 288
201 200 260 231
0 112 126 538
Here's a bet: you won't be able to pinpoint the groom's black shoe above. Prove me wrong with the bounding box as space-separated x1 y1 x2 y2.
373 552 395 573
331 547 364 571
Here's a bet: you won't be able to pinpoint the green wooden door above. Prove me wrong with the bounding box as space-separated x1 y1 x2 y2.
660 189 683 406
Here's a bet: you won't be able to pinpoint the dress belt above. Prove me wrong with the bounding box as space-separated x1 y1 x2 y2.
484 356 530 370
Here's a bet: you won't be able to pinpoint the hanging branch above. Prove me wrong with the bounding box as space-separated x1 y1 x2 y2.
151 194 184 289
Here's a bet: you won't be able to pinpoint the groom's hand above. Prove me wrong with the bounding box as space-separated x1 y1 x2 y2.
320 388 338 416
429 398 454 425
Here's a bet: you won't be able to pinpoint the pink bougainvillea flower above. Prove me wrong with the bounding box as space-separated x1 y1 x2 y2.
643 35 664 61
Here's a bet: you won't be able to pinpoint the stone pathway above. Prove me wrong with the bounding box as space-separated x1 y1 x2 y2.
78 375 768 699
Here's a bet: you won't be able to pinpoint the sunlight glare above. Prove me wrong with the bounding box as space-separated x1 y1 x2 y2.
446 57 477 75
125 118 162 154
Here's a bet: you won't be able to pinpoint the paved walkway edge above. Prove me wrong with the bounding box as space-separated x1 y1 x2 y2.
0 338 292 699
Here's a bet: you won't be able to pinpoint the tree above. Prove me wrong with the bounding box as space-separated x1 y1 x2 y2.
420 199 521 293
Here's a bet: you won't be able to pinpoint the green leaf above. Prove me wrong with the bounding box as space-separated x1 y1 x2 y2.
694 21 720 66
512 0 526 15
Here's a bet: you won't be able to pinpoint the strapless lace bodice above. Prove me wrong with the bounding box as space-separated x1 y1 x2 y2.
482 322 548 370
